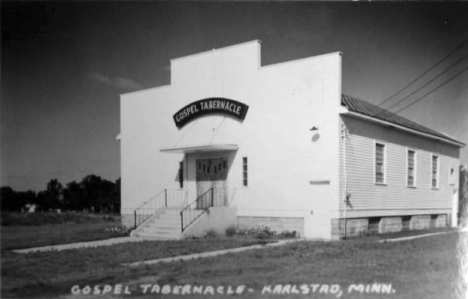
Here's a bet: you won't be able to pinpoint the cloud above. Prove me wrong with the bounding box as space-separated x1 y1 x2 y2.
88 72 143 91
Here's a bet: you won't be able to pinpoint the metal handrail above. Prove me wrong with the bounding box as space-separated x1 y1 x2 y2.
133 188 188 229
180 188 213 232
133 190 166 229
135 189 166 211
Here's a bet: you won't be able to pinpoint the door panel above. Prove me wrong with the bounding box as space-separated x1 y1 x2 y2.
196 157 228 208
308 184 332 239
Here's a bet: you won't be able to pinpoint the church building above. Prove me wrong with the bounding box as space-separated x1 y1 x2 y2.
119 40 464 240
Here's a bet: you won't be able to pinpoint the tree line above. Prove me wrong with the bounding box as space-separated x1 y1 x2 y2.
1 166 467 220
1 175 120 213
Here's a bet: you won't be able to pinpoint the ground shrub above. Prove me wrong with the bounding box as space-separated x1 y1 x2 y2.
229 225 297 239
278 230 297 239
204 230 217 239
225 226 236 237
103 226 133 234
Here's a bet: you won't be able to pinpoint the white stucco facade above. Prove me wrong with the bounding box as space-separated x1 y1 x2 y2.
120 40 463 240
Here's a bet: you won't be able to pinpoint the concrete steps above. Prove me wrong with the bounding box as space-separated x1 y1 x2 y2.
133 207 211 239
134 208 182 239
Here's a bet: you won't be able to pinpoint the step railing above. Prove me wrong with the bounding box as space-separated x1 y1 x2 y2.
134 189 188 229
180 188 213 232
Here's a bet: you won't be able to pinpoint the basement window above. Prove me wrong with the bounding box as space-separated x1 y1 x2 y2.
402 216 411 231
368 217 381 234
430 215 438 229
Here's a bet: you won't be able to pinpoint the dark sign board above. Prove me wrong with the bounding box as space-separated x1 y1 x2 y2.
173 98 249 128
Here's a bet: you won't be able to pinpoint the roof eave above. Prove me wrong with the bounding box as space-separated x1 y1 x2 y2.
340 110 466 148
160 144 239 154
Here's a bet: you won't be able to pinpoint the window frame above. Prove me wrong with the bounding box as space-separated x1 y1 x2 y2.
178 161 184 188
374 141 387 185
431 154 439 189
242 157 248 187
406 149 417 188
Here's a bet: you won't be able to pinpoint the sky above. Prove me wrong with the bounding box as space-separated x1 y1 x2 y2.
1 1 468 192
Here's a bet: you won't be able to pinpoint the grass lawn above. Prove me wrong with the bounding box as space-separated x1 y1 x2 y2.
1 238 273 298
2 231 466 299
345 227 456 241
0 222 127 250
1 212 128 250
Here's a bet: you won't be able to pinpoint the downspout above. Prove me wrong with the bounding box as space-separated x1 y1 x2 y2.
342 123 348 239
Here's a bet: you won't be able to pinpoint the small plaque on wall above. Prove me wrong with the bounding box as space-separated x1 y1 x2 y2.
309 180 331 185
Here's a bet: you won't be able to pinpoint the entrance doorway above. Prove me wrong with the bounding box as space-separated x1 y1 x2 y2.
196 157 228 208
308 183 331 239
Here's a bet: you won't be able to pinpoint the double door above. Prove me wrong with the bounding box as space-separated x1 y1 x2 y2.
196 157 228 208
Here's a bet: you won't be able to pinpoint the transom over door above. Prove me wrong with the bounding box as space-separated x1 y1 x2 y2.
196 157 228 208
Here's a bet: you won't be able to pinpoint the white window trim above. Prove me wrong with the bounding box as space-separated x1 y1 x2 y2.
374 141 387 185
431 154 440 189
406 148 417 188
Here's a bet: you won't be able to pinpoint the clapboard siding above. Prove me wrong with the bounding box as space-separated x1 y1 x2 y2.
340 116 459 218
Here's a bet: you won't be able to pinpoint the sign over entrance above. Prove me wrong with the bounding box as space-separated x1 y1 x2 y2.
173 98 249 128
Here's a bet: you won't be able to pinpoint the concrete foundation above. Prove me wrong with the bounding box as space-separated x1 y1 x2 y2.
125 212 449 238
331 214 448 238
435 214 448 228
182 207 238 238
331 218 368 238
380 217 402 233
411 215 431 230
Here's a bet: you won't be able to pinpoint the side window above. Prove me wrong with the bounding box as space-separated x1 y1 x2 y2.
375 143 386 184
242 157 248 187
407 150 416 187
431 155 439 189
179 161 184 188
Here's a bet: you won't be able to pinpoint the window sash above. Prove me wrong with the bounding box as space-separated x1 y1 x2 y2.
432 155 439 188
179 162 184 188
407 150 415 186
242 157 248 186
375 143 385 183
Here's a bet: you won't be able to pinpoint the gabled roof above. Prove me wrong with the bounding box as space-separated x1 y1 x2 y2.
341 94 465 146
